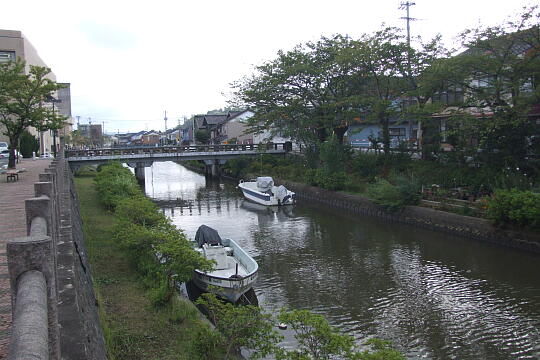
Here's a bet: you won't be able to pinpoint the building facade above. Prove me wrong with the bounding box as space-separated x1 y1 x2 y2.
78 124 103 147
0 29 68 155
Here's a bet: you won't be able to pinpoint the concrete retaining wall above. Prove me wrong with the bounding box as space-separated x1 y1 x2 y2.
281 180 540 254
7 156 106 359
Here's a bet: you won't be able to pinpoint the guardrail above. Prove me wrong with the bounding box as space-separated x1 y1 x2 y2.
66 143 291 158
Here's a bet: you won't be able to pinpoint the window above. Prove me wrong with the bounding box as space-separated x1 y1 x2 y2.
389 128 406 137
0 51 15 63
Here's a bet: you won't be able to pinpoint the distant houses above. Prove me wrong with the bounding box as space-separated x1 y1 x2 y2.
107 108 300 148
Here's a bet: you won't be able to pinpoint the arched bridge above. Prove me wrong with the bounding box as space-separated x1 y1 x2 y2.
66 143 292 178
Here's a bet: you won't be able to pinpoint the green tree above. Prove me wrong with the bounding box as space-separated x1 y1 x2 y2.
195 129 211 144
19 129 39 158
344 28 410 154
194 293 282 360
68 129 91 148
233 35 366 148
277 309 405 360
440 6 540 172
0 59 66 168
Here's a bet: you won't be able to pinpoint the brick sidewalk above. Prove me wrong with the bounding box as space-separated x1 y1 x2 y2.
0 158 52 358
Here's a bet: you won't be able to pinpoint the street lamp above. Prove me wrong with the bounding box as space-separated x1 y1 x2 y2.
45 95 62 158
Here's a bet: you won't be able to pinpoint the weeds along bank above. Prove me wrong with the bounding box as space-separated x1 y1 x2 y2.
75 169 210 359
77 162 405 360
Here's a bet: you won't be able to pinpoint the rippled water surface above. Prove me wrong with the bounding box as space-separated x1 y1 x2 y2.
144 162 540 359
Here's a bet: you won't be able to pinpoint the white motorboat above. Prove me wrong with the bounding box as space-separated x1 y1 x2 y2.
238 177 295 206
192 225 258 303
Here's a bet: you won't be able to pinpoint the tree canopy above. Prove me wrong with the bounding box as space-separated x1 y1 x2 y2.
232 28 445 154
232 6 539 174
0 59 66 168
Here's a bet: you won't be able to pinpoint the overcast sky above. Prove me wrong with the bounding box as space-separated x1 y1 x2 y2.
2 0 536 133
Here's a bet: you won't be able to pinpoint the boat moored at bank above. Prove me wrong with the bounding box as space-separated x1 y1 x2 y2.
238 177 295 206
192 225 258 303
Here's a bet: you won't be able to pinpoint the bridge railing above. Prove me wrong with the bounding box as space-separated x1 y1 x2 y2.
66 142 290 158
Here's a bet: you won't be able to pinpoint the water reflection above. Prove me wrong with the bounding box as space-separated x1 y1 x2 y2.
145 161 540 359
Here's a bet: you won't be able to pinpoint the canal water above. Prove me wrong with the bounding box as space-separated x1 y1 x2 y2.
143 161 540 360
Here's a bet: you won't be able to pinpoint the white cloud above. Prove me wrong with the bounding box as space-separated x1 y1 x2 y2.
2 0 536 133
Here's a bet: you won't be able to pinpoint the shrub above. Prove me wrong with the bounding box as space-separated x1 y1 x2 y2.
225 156 251 177
303 168 347 191
486 189 540 229
316 169 347 191
96 162 213 307
94 162 141 209
366 177 420 212
351 152 382 180
367 179 404 212
277 309 405 360
195 293 281 360
115 197 167 227
19 130 39 158
392 174 421 207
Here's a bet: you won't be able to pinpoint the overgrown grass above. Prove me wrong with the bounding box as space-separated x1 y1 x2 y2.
75 176 208 360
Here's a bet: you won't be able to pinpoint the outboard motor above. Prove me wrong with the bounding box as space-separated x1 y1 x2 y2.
275 185 293 205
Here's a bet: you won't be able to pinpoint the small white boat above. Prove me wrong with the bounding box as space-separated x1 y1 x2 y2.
238 177 295 206
192 225 258 303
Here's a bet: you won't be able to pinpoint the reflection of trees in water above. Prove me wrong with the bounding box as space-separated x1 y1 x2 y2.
152 162 540 360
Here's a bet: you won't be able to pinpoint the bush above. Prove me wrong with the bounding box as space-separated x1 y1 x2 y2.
195 293 281 360
224 156 251 178
115 197 167 227
303 168 347 191
367 179 404 211
96 162 213 307
486 189 540 229
351 152 382 180
94 162 141 209
316 169 347 191
19 130 39 158
366 177 420 212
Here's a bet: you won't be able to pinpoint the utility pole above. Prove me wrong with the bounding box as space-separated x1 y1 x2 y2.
400 1 416 51
164 110 168 131
399 1 420 151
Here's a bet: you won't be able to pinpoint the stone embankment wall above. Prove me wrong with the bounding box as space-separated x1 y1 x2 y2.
280 180 540 254
7 157 106 359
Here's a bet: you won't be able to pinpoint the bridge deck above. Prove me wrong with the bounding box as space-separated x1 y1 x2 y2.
66 144 290 164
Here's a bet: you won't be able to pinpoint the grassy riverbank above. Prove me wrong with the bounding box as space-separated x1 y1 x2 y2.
75 176 204 360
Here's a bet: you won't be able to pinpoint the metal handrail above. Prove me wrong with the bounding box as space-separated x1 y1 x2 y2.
66 143 287 158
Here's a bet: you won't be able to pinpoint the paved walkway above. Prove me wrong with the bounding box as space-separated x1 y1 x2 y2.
0 158 52 358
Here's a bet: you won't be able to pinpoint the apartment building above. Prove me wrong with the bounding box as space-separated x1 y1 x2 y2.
0 29 70 155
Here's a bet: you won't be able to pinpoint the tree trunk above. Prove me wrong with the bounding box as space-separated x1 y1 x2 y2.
381 117 390 155
8 135 19 169
316 126 327 143
333 125 348 145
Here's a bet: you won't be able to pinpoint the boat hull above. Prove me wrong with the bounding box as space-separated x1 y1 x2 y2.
193 238 258 303
238 181 295 206
192 271 258 303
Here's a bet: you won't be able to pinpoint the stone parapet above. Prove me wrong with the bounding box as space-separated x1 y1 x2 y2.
6 154 106 359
